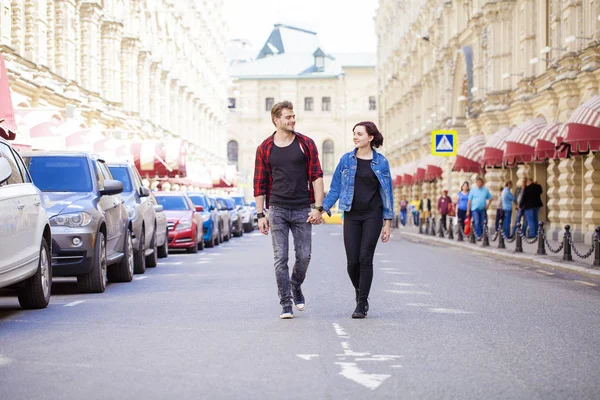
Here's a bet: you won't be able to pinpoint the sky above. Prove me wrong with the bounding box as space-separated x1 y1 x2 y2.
224 0 379 54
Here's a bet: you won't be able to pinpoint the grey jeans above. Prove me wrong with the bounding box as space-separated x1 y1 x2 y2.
268 206 312 307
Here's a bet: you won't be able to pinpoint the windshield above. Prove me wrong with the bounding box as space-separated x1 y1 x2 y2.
107 166 133 192
156 195 190 211
26 156 93 192
232 197 245 207
188 194 208 209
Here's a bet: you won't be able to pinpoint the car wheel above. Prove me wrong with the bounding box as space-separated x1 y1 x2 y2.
78 231 108 293
206 227 216 248
133 228 146 274
18 237 52 309
108 228 134 283
157 228 168 258
197 230 205 251
216 229 221 245
239 221 244 237
146 229 158 268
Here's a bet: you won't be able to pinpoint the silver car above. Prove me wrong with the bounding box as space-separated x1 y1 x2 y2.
24 152 134 293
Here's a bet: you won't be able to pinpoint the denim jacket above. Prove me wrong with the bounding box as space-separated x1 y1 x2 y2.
323 148 394 220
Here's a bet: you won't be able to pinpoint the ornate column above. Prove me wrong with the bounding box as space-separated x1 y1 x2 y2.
583 152 600 244
79 2 102 92
101 20 123 102
23 0 35 60
121 38 140 113
545 159 561 240
149 62 162 127
137 51 151 120
484 168 507 231
46 0 55 70
557 157 584 241
160 70 171 130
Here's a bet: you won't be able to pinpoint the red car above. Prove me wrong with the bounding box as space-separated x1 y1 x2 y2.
154 192 204 253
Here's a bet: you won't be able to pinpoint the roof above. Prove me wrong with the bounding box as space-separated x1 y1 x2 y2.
332 53 377 68
257 24 320 59
231 52 344 79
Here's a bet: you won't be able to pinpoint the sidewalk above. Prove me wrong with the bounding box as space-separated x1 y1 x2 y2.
392 222 600 281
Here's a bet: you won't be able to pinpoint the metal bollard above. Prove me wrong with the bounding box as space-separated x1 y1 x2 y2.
438 218 445 238
514 223 523 253
419 218 424 234
562 225 572 261
457 220 464 241
448 218 454 240
593 227 600 267
430 217 437 237
425 218 430 235
469 220 476 244
498 223 506 249
536 222 546 255
482 221 490 247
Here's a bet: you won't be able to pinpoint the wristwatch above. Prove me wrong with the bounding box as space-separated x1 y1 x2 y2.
315 205 324 212
256 212 265 219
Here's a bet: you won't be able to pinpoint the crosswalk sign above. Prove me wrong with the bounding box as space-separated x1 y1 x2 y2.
431 130 457 156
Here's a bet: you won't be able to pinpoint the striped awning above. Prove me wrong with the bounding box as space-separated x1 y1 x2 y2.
535 122 563 161
481 127 512 168
401 161 417 186
164 139 187 177
504 118 548 165
560 95 600 155
424 155 445 181
132 140 170 178
15 110 65 150
413 158 428 183
453 135 485 172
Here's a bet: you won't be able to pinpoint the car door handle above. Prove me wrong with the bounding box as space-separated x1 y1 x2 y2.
33 199 41 207
16 201 25 210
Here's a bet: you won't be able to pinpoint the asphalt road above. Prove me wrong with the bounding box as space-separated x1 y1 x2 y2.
1 224 600 399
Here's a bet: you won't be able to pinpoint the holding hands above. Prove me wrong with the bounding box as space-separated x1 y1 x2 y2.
307 208 323 225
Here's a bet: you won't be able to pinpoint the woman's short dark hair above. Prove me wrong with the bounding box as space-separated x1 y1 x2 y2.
353 121 384 148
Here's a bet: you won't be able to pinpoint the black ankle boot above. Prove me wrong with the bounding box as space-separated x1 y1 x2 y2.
352 302 367 319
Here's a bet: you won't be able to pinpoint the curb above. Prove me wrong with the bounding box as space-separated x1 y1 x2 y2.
394 230 600 281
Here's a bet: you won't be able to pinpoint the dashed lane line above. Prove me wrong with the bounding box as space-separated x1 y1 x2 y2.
64 300 86 307
536 269 555 276
134 276 147 281
427 308 474 315
385 290 432 295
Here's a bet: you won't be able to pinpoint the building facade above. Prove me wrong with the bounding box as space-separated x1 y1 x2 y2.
377 0 600 242
227 24 378 199
0 0 229 189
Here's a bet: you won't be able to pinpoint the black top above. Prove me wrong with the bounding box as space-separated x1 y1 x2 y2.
520 183 543 210
346 158 382 219
269 137 310 209
419 198 432 212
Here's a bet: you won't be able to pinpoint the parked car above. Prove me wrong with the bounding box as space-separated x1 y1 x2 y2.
154 192 204 253
231 196 255 233
0 138 53 309
108 161 158 273
222 197 243 237
249 201 258 227
148 192 169 258
187 192 220 248
24 152 134 293
207 196 223 245
211 196 231 242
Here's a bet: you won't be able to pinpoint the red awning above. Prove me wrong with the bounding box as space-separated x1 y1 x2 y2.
414 167 426 183
0 53 16 141
453 135 485 172
481 127 512 168
402 173 413 186
534 122 563 161
504 118 548 166
132 140 171 178
393 175 402 188
423 155 444 181
560 95 600 155
164 139 187 177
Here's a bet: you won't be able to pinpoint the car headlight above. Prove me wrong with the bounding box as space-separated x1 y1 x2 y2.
127 206 138 221
175 219 192 230
202 214 210 222
50 212 93 228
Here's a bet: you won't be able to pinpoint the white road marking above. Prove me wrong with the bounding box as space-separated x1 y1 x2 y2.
574 280 597 287
405 303 436 307
536 269 555 276
354 355 403 362
391 283 415 287
379 268 397 271
428 308 473 314
296 354 319 361
390 365 403 368
64 300 85 307
330 233 341 236
162 273 183 277
134 276 148 281
374 253 387 256
312 232 317 236
161 261 183 265
209 253 222 256
337 342 369 357
0 355 13 366
333 323 349 338
385 290 432 295
195 261 210 264
383 271 414 275
335 362 390 390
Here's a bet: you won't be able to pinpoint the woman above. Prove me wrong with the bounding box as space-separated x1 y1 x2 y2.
322 121 394 319
494 186 504 233
399 196 408 226
457 182 470 232
410 196 420 226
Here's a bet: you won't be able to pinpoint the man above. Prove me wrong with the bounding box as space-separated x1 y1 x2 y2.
254 101 325 320
437 189 452 231
520 178 543 238
466 177 492 238
501 180 514 238
419 193 431 226
512 179 528 237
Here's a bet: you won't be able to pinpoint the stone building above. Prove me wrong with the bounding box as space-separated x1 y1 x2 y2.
0 0 229 189
377 0 600 242
227 24 378 199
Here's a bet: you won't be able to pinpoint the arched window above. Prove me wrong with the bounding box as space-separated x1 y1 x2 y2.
227 140 238 166
322 140 334 174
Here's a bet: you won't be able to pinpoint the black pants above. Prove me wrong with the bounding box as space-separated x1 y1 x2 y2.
343 213 381 303
440 213 448 230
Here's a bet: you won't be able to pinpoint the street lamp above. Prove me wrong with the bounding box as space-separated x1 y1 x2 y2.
540 46 566 55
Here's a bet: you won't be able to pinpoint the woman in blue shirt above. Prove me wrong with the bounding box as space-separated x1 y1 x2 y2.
322 121 394 319
457 182 470 232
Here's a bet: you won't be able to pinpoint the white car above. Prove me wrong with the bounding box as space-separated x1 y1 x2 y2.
0 138 52 309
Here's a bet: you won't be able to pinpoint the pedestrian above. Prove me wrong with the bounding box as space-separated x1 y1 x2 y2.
494 186 504 233
253 101 325 319
466 176 492 238
519 178 543 238
322 121 393 319
419 193 432 226
501 180 514 238
437 189 451 231
512 178 528 237
410 196 420 226
399 196 408 227
457 182 470 232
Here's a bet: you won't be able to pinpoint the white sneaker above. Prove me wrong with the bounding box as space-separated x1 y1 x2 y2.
280 306 293 319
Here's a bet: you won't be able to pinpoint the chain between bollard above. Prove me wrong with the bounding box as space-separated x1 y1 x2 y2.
568 230 595 259
540 225 564 254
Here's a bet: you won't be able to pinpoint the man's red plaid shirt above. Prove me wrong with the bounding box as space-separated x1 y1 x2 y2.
253 131 323 208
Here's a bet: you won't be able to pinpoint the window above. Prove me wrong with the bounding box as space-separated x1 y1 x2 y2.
304 97 314 111
322 97 331 111
322 140 334 174
265 97 274 111
227 140 239 166
14 151 31 183
155 195 190 211
228 98 236 109
27 156 93 192
108 166 134 192
369 96 377 110
0 143 24 186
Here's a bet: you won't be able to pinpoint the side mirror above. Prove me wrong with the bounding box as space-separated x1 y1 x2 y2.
0 157 12 185
210 205 215 211
195 205 204 212
140 186 150 197
154 205 164 213
100 179 124 196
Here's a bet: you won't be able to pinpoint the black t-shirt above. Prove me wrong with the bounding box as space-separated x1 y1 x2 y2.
269 137 310 209
346 158 382 219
